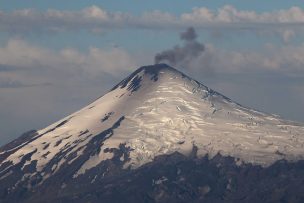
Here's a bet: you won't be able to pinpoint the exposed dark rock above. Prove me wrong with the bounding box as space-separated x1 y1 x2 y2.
0 130 38 163
127 75 142 93
1 145 304 203
110 64 172 92
101 112 114 122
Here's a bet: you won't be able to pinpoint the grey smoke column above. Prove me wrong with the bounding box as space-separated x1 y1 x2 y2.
180 27 197 41
154 27 205 68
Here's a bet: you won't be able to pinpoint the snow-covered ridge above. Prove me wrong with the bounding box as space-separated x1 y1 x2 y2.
1 64 304 180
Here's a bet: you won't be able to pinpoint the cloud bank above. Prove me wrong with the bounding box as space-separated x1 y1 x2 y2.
0 35 302 92
1 36 304 90
1 5 304 34
0 38 138 88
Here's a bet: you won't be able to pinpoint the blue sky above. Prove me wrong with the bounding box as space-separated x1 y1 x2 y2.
0 1 304 145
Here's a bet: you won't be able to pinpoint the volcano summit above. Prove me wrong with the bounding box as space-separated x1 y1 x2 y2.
1 64 304 203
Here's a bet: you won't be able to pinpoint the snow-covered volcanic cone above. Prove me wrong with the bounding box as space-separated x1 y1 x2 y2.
1 64 304 203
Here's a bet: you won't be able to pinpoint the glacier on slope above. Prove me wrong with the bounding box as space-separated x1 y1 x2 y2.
1 64 304 182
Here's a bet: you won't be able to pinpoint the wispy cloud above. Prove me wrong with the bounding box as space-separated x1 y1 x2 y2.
0 64 23 72
1 5 304 35
181 6 304 24
0 38 137 77
0 38 140 92
0 77 51 88
209 43 304 76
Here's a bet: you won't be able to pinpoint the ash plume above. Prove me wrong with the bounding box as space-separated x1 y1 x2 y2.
154 27 205 68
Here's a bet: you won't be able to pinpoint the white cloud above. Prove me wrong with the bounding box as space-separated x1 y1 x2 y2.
1 5 304 34
181 5 304 24
1 38 304 88
0 38 137 78
0 38 142 91
219 43 304 74
82 5 109 20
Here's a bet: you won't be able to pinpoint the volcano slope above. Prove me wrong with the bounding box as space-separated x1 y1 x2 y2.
1 64 304 203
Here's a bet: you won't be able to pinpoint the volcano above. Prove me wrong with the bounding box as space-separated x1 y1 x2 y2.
1 64 304 203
